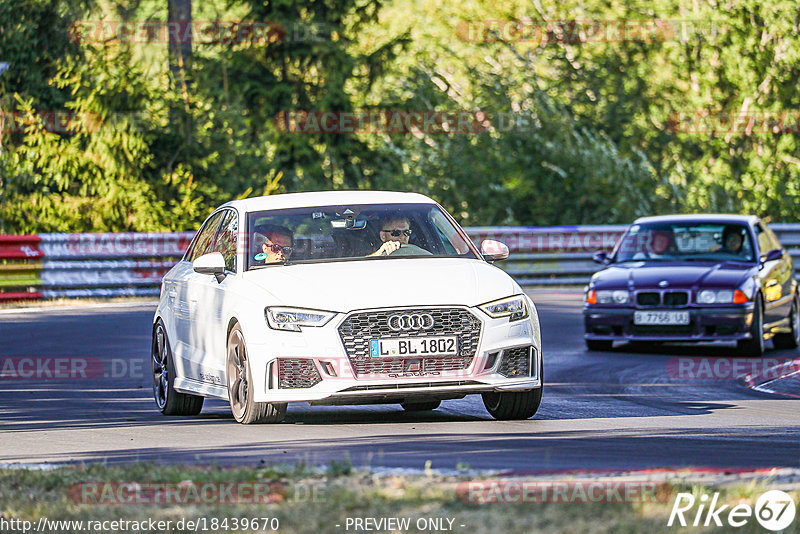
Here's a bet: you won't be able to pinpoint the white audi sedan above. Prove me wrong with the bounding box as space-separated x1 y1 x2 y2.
152 191 543 423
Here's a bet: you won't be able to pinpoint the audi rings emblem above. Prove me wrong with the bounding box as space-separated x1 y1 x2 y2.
388 313 435 331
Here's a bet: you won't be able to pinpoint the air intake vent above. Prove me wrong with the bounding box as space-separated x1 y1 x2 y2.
278 359 322 389
663 291 689 306
483 351 500 371
497 346 534 378
637 292 661 306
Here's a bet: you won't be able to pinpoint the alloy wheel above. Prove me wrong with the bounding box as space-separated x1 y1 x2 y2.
227 329 249 421
152 324 169 409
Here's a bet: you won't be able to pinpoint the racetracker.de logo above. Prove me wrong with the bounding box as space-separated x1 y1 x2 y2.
273 110 490 135
455 19 723 44
68 21 330 45
668 110 800 135
456 480 671 504
0 358 142 380
0 111 102 134
666 357 800 380
70 482 287 505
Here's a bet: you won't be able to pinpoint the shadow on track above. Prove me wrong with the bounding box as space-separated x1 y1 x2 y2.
3 425 798 472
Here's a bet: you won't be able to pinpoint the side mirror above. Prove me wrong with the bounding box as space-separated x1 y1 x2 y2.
592 251 609 264
481 240 509 262
761 249 783 263
193 252 227 283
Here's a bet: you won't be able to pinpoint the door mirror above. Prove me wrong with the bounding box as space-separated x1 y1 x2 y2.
592 251 609 264
761 249 783 263
193 252 226 282
481 240 509 262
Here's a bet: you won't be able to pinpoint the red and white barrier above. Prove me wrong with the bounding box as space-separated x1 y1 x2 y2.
1 225 799 300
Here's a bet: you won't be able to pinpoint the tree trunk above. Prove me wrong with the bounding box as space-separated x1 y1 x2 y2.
168 0 192 88
168 0 192 139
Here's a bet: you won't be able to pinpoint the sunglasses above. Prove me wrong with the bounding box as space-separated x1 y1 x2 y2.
265 243 293 255
381 229 412 237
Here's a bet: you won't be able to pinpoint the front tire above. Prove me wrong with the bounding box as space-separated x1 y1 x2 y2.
482 388 542 420
227 324 287 424
773 293 800 349
737 294 765 357
152 320 204 416
401 400 441 411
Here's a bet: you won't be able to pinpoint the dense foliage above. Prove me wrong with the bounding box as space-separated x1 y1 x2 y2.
0 0 798 232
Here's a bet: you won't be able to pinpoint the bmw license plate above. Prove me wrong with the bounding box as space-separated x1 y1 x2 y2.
370 336 458 358
633 311 690 325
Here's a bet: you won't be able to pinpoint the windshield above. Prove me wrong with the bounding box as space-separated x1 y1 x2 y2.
245 203 479 269
613 222 755 263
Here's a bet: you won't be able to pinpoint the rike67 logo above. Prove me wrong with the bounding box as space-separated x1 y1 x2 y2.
668 490 796 531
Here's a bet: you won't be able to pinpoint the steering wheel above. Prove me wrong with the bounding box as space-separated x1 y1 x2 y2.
392 243 432 256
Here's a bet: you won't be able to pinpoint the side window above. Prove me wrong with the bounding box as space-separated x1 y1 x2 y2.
755 224 773 256
764 224 783 252
429 209 470 254
183 232 201 261
213 210 238 272
188 212 225 262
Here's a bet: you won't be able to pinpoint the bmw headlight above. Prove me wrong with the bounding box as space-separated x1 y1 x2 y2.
480 295 529 321
596 290 630 305
266 307 337 332
696 289 744 305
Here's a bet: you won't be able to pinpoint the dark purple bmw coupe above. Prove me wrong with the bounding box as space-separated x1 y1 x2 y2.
584 215 799 356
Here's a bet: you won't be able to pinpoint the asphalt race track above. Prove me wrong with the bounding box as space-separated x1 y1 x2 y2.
1 291 798 473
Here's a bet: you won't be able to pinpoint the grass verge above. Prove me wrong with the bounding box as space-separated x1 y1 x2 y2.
1 463 798 533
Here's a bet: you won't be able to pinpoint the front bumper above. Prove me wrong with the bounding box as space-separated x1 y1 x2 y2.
583 304 755 342
248 305 542 404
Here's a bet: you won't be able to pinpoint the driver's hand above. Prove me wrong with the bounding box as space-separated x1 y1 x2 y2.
377 241 401 256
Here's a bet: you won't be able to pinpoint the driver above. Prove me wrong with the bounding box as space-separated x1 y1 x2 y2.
722 226 744 253
254 224 293 263
649 230 673 255
368 215 412 257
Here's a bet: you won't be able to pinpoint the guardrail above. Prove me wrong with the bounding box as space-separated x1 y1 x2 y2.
2 225 800 301
0 233 194 301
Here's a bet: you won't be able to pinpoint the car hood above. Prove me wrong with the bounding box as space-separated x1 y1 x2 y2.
242 258 519 311
592 261 753 289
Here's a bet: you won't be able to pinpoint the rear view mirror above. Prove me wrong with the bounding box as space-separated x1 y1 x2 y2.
592 251 609 264
331 218 367 230
193 252 226 282
481 240 509 262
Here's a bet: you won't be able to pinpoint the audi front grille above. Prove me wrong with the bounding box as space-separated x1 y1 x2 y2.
337 307 482 376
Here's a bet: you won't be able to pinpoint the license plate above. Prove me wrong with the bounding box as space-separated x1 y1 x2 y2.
370 336 457 358
634 311 690 325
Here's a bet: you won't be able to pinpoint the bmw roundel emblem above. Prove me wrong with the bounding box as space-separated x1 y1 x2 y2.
659 280 669 287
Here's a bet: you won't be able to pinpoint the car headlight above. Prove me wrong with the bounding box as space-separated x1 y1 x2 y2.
480 295 529 321
265 307 337 332
592 290 629 305
696 289 747 305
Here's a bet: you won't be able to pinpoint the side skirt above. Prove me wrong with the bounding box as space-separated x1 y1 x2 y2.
174 377 228 400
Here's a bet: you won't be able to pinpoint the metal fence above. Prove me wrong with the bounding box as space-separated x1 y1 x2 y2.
2 225 800 301
0 233 193 301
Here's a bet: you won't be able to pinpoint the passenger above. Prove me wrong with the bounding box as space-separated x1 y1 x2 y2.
254 224 293 263
368 215 412 257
